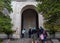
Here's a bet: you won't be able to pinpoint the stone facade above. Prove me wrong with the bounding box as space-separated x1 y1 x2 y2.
10 1 44 38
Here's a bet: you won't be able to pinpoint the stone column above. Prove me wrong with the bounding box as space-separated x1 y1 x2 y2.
11 2 22 38
38 13 44 28
12 12 21 39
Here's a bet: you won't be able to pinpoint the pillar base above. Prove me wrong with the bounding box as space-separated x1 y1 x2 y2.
12 34 20 39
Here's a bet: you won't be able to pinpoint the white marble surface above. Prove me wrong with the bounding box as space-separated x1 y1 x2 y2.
10 1 44 38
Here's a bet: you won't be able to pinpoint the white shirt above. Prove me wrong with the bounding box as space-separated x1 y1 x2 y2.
22 30 25 34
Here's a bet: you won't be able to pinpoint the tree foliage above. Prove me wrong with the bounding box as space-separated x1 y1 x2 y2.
37 0 60 34
0 0 14 36
0 0 12 13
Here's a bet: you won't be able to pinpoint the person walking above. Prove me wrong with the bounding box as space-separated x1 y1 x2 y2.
40 30 47 43
39 33 44 43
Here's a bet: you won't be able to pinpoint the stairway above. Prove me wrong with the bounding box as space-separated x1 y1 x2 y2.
9 38 32 43
51 39 60 43
2 38 60 43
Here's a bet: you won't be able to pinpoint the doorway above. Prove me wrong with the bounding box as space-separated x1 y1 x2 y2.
21 9 38 38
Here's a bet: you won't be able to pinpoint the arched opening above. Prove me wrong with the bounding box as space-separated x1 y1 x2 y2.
21 9 38 38
22 9 38 29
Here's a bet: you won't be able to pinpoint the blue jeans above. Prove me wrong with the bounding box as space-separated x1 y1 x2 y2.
42 38 46 43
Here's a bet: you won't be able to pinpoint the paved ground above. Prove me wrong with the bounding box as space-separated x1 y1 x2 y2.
9 38 32 43
2 38 42 43
2 38 60 43
1 32 60 43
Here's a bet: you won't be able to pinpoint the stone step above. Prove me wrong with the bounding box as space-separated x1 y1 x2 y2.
46 40 52 43
10 39 52 43
9 38 32 43
3 38 60 43
51 39 60 43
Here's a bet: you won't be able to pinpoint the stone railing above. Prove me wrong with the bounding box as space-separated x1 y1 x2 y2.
47 32 60 39
0 34 7 39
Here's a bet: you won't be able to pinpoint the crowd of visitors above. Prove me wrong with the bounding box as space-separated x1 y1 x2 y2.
21 26 48 43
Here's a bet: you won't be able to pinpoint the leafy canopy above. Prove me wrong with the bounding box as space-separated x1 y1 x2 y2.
0 0 12 13
0 0 14 35
37 0 60 34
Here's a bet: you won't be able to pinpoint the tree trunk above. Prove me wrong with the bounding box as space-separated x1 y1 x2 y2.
53 33 55 38
7 35 10 39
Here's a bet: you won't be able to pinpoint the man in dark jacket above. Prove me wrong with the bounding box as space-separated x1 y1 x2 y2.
29 29 31 38
37 26 44 38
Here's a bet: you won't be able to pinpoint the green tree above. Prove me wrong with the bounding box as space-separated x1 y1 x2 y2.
0 0 12 13
37 0 60 35
0 0 15 39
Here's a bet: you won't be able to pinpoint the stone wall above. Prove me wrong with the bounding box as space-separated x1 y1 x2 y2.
10 1 44 38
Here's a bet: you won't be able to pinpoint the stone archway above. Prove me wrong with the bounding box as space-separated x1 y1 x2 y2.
21 9 38 29
21 5 39 29
11 2 44 38
21 5 39 38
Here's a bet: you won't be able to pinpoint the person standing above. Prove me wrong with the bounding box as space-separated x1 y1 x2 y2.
37 26 44 38
22 29 26 38
29 29 31 38
39 26 44 34
43 30 47 43
37 28 40 38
